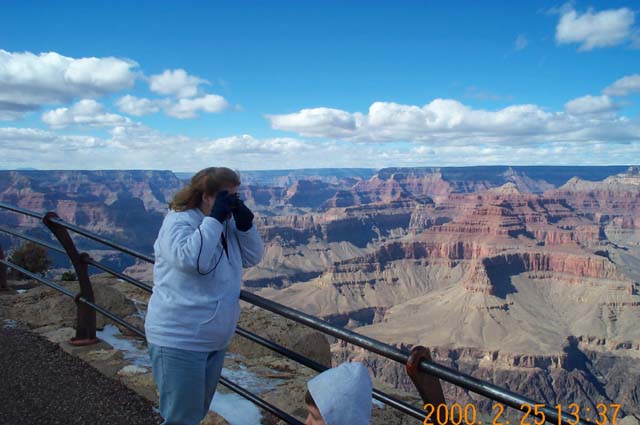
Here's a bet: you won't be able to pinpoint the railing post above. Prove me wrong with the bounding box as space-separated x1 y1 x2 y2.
42 212 98 346
0 244 7 291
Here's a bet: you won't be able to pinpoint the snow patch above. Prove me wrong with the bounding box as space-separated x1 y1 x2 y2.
2 319 18 329
117 365 149 376
131 298 147 320
222 363 284 394
96 324 150 367
210 392 263 425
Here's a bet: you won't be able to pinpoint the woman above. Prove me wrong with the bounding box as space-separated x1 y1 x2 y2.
145 167 264 425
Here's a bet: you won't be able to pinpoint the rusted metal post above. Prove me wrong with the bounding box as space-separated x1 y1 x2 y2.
42 212 98 346
0 244 7 291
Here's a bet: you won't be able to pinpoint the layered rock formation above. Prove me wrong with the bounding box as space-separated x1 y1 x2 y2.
1 165 639 419
255 168 640 417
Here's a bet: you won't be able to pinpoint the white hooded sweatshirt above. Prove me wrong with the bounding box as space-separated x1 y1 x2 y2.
307 362 373 425
144 207 264 352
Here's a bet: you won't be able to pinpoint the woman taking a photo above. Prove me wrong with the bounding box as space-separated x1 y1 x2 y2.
145 166 264 425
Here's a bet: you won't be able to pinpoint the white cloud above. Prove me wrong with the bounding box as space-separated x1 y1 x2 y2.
42 99 131 128
514 34 528 51
604 74 640 96
2 125 639 170
0 124 327 170
564 95 616 115
0 107 29 121
0 51 228 122
0 50 137 119
412 145 435 155
0 126 160 169
116 93 228 119
407 141 640 167
108 124 189 150
164 94 228 119
116 95 162 116
196 134 310 155
149 69 209 98
555 6 636 50
267 107 358 138
267 99 640 145
0 127 104 153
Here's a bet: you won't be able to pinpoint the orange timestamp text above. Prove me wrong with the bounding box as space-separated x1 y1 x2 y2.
422 402 623 425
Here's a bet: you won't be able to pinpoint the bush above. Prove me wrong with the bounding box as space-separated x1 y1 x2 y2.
8 242 51 280
60 270 77 281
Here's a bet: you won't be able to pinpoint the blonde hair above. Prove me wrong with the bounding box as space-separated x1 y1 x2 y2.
169 167 241 212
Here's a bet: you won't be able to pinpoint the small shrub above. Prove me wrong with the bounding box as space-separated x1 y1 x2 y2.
7 242 51 280
60 270 77 281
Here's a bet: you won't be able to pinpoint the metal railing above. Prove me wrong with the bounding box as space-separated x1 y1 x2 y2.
0 201 589 425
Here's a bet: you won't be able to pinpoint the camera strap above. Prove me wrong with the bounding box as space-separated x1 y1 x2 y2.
221 232 229 259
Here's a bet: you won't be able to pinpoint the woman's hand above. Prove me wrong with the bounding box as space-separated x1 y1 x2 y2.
232 196 254 231
210 190 233 223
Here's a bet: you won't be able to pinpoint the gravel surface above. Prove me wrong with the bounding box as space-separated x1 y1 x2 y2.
0 321 162 425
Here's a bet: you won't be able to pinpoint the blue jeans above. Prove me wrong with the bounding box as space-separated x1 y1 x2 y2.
148 342 227 425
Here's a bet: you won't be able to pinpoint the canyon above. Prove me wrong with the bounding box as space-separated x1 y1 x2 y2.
0 165 639 421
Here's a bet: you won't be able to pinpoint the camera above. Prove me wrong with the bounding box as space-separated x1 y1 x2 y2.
228 192 241 212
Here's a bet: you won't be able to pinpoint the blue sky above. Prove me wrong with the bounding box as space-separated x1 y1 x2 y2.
1 1 639 171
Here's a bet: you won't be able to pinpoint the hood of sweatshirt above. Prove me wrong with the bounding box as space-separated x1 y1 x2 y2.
307 362 372 425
